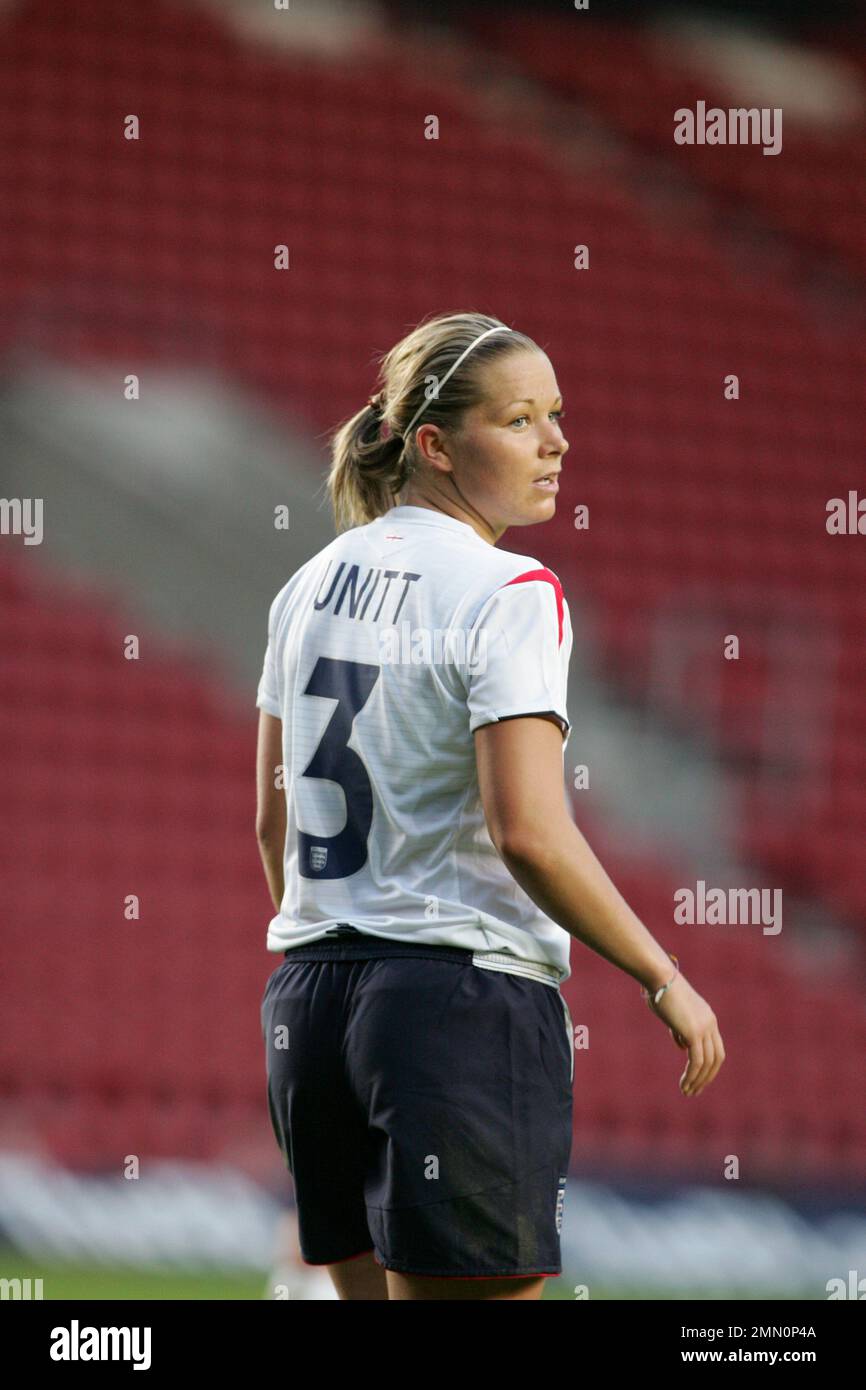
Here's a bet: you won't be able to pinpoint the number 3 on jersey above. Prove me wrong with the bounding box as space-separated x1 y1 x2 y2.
298 656 380 879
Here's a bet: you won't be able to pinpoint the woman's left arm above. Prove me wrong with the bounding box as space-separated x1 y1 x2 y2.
256 710 287 911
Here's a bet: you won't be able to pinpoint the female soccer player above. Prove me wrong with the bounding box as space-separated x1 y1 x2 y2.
256 311 725 1301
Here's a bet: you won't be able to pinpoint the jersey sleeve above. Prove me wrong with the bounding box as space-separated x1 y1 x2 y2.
255 593 282 718
464 567 572 745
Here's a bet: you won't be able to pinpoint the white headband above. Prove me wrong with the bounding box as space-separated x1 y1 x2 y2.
402 325 513 438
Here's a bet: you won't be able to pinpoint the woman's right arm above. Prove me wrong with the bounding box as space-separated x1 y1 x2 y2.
474 714 725 1098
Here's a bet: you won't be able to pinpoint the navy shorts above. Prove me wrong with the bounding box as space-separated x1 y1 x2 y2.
260 930 574 1279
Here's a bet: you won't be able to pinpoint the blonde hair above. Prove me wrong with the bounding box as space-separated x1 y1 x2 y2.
325 310 538 532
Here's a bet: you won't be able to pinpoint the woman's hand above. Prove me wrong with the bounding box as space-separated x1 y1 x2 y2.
648 974 725 1097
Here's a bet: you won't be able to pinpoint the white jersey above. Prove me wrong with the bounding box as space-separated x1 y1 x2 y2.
256 503 573 983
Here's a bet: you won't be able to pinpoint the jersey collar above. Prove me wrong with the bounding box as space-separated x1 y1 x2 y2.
384 505 486 540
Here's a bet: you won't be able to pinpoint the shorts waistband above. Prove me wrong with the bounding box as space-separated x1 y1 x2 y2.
470 951 561 987
283 938 474 966
281 933 562 985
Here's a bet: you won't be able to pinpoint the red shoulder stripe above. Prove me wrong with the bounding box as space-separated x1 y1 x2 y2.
502 567 564 646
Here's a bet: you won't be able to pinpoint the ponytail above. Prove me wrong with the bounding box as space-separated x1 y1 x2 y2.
326 393 409 534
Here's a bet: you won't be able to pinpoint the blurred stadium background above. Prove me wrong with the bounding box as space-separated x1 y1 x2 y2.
1 0 865 1300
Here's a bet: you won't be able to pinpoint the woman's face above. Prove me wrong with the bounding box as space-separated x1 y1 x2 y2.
408 348 569 543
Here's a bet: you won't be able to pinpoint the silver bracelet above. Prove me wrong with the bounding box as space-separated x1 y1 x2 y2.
641 953 679 1009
